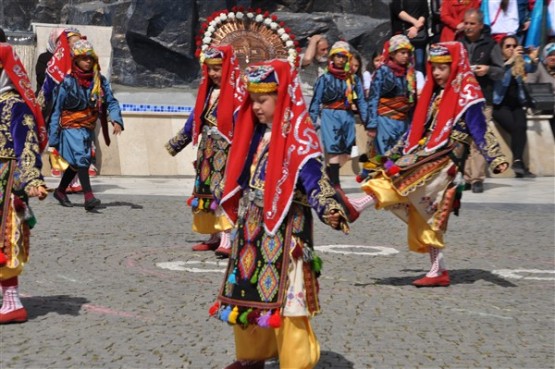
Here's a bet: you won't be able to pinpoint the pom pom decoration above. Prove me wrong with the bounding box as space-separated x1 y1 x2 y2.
210 200 218 210
228 306 239 324
227 267 238 285
312 255 323 273
196 8 300 70
247 309 261 325
238 308 252 325
257 310 271 327
269 310 282 328
220 305 232 321
208 301 220 316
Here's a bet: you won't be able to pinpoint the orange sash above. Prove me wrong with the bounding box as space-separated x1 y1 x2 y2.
378 96 410 121
60 107 98 130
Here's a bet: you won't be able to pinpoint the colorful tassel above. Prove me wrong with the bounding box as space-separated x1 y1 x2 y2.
220 305 232 322
210 200 218 210
312 255 323 273
191 198 199 208
257 310 271 327
198 199 204 209
247 309 261 325
208 301 220 316
186 196 194 206
228 306 239 324
291 242 303 259
269 310 281 328
250 266 260 284
228 267 237 284
239 308 252 325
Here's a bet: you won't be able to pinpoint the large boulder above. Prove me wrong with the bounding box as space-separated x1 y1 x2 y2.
2 0 393 87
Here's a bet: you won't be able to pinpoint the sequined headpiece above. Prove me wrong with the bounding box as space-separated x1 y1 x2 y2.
329 40 351 58
71 39 98 60
201 47 224 65
245 64 278 93
428 44 452 63
388 34 413 53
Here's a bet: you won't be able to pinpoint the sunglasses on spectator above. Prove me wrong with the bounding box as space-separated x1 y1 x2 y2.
504 44 517 48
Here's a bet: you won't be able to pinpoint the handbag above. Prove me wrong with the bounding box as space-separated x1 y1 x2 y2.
524 83 555 113
408 28 428 47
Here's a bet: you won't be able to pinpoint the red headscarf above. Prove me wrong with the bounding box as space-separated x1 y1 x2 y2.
192 45 245 144
404 41 484 154
220 59 322 236
46 28 81 84
0 43 47 151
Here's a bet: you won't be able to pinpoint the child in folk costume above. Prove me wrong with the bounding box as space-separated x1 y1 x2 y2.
212 59 355 369
358 42 508 287
38 28 87 188
309 41 368 188
49 39 123 211
0 43 48 324
366 34 416 156
165 45 245 257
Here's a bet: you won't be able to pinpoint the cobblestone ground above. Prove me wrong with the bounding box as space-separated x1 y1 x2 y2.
0 177 553 369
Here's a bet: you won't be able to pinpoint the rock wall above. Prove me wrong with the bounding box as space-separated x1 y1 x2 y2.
0 0 391 87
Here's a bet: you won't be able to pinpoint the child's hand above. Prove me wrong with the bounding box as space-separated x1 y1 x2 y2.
28 185 48 200
494 162 509 174
111 122 123 135
326 209 342 229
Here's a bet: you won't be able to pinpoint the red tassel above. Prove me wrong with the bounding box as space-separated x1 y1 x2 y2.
447 165 457 177
291 243 303 259
269 310 281 328
387 165 400 176
247 309 261 325
208 301 220 316
186 196 194 206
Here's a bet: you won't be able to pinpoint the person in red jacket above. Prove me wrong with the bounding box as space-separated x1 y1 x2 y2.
440 0 481 42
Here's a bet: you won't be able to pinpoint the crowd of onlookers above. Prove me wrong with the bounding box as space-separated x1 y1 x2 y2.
300 0 555 193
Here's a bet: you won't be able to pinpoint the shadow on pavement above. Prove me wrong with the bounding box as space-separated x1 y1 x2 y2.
22 295 90 320
359 269 518 287
263 351 355 368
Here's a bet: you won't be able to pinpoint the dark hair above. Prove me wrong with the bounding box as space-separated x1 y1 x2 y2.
0 28 6 43
500 35 519 48
366 50 381 73
350 51 363 79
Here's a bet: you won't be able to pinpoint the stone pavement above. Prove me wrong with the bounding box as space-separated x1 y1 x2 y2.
1 175 554 369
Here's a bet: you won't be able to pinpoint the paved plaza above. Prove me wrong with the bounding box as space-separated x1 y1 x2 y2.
1 175 554 369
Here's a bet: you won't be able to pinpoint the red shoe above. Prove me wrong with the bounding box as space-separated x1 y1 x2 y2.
192 242 219 252
51 168 62 177
88 165 98 177
223 361 265 369
0 307 28 324
333 185 360 222
413 271 450 287
215 246 231 258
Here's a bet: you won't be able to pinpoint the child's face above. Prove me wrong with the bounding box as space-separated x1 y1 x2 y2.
431 62 451 88
373 55 382 69
250 92 277 125
332 53 348 69
392 49 410 66
76 56 94 72
207 64 223 87
350 57 360 73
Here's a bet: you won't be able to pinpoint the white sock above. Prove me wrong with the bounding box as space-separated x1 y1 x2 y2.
1 285 23 314
348 194 375 213
426 246 446 277
219 231 231 250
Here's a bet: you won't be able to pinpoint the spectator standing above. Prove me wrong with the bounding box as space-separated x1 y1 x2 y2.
440 0 481 42
459 8 505 193
493 35 538 178
362 51 382 99
481 0 522 42
389 0 430 74
299 34 329 105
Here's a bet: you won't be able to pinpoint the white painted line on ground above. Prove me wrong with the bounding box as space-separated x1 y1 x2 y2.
492 269 555 281
315 245 399 256
156 260 226 273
